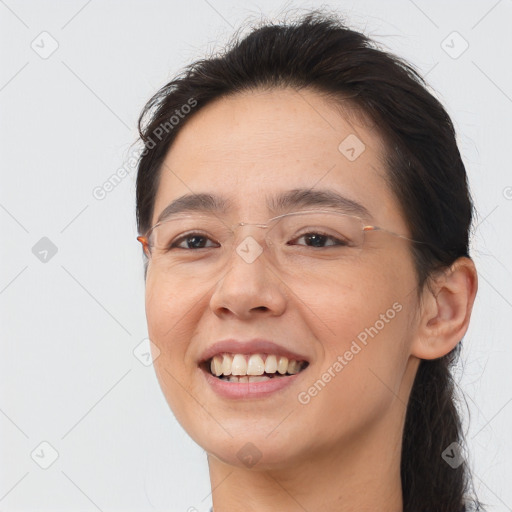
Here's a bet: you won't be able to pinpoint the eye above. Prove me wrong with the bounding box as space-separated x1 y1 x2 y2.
170 232 220 250
289 232 349 248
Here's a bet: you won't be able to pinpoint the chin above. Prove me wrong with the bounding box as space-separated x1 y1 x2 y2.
196 431 304 471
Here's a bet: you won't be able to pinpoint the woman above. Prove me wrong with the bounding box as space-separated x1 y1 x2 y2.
135 9 484 512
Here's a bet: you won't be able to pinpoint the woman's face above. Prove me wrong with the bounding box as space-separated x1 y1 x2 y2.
144 87 422 469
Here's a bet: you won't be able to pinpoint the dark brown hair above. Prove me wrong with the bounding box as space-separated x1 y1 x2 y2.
135 9 484 511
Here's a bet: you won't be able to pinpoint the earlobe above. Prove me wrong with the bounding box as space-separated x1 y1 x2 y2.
411 257 478 360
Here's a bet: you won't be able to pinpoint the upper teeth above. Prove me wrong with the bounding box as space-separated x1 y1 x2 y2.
209 353 306 377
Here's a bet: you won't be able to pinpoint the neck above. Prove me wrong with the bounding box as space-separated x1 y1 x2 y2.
206 408 405 512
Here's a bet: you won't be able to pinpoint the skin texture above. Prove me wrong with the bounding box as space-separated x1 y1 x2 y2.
141 87 478 512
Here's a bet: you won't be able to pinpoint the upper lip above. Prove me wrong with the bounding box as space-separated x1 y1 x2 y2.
198 339 311 365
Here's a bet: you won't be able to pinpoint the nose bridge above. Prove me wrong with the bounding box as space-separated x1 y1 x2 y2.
228 220 271 256
230 221 270 265
234 220 269 237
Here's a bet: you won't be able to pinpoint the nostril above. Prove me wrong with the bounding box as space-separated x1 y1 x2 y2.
252 306 269 312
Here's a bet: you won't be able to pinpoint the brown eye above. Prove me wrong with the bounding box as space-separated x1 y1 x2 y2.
171 233 219 250
289 232 349 248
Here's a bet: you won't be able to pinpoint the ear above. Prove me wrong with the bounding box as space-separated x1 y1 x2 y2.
411 256 478 360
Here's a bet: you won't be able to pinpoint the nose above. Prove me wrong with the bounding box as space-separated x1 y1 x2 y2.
209 234 287 320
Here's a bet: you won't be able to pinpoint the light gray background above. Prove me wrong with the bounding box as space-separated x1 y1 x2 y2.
1 0 511 510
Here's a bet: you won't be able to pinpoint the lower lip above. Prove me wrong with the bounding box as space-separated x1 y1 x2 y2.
199 366 305 399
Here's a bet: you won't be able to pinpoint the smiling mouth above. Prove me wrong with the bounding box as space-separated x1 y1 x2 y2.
200 353 310 382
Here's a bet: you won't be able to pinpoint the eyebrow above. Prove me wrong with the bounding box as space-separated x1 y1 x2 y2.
155 188 373 224
268 188 372 220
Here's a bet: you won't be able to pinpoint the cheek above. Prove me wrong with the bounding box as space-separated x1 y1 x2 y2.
145 270 199 336
296 256 414 397
144 270 205 376
290 253 409 338
295 302 411 443
144 272 205 426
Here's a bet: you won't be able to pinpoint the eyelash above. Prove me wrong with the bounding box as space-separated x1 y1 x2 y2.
170 233 218 250
291 232 349 247
169 231 348 250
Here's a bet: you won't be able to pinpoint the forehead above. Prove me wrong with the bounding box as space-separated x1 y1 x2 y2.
152 87 402 229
